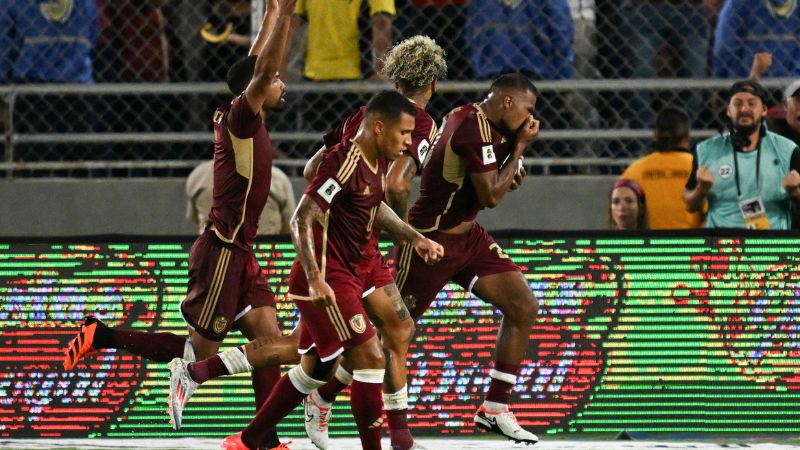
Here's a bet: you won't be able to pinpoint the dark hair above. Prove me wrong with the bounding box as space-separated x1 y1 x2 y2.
490 73 539 97
728 79 769 105
364 90 418 123
226 56 257 95
653 106 690 151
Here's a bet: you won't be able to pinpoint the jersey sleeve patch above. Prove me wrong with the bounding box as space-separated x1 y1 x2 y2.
317 177 342 204
417 138 431 167
482 145 497 165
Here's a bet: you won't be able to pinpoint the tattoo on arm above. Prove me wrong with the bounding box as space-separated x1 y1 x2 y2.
376 202 420 245
290 196 327 281
386 157 416 219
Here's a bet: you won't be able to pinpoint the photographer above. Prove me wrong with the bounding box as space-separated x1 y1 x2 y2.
683 80 800 229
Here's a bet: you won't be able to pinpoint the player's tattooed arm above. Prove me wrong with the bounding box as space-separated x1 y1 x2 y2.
376 201 420 245
377 202 444 264
385 154 417 221
290 195 336 305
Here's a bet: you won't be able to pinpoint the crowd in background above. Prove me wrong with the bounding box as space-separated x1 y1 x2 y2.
3 0 800 230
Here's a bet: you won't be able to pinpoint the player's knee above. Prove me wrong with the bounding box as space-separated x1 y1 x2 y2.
383 317 415 351
363 339 386 369
506 293 538 325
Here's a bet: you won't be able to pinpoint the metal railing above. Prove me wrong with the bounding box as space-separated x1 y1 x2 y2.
1 78 794 177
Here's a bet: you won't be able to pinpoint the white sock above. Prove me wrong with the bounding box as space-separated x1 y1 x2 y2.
218 347 253 375
383 385 408 411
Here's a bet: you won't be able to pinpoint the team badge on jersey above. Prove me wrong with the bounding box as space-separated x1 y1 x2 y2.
417 139 431 166
317 178 342 203
213 316 229 334
349 314 367 334
482 145 497 165
719 164 733 179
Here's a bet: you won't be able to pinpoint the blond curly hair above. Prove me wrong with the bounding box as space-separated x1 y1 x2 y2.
381 35 447 88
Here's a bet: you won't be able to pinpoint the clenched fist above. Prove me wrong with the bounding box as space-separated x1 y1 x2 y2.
784 169 800 199
696 165 714 192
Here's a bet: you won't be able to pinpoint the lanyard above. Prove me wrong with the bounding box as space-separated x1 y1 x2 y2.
732 140 762 198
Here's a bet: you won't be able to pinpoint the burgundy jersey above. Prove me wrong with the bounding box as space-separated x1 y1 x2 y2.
208 94 273 251
323 101 436 171
305 141 388 277
408 103 513 232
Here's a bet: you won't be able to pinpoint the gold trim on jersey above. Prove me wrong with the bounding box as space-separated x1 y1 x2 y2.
337 142 361 184
394 243 415 292
214 129 255 244
287 293 312 301
198 247 232 329
473 104 493 144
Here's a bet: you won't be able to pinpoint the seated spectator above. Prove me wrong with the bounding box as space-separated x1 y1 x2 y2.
621 107 705 229
683 80 800 229
186 161 296 235
464 0 573 80
0 0 98 83
713 0 800 78
609 179 648 230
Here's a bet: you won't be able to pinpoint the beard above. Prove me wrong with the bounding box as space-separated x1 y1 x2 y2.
730 119 760 149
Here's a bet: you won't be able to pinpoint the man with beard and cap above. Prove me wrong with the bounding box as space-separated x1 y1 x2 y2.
683 80 800 229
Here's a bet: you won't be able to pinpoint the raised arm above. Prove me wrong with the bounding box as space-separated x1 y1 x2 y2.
249 0 279 56
370 12 393 80
471 116 539 208
376 202 443 264
244 0 297 113
290 195 335 306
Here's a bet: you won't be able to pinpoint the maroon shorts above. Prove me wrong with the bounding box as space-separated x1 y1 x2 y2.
180 230 276 341
359 253 395 298
289 259 377 362
394 223 518 320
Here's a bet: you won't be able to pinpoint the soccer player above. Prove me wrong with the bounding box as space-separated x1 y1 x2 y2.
215 90 443 450
167 37 447 450
301 34 446 450
395 73 541 444
62 0 299 448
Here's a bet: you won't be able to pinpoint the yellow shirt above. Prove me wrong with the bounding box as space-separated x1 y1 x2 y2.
621 150 705 229
297 0 395 80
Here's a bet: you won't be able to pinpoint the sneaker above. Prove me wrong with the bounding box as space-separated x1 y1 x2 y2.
63 316 101 370
168 357 199 430
474 405 539 445
303 392 332 450
220 432 248 450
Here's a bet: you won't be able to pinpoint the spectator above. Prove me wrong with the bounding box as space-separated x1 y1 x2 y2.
713 0 800 79
0 0 98 83
749 53 800 146
292 0 395 81
684 80 800 229
186 161 296 235
569 0 599 80
464 0 573 81
616 0 711 128
95 0 169 82
0 0 98 162
621 107 705 229
609 179 648 230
